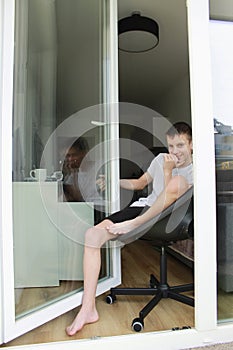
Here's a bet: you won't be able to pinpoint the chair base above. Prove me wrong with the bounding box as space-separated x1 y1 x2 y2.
106 246 194 332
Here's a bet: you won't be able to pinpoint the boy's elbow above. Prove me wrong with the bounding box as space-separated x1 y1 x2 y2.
137 180 148 191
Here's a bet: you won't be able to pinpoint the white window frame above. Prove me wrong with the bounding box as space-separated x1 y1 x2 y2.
0 0 121 343
1 0 233 349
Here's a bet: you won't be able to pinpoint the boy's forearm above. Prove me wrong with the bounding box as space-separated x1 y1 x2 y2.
133 176 190 228
120 179 143 191
120 172 150 191
133 189 176 227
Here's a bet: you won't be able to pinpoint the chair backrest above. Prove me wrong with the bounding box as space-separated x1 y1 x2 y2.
117 186 193 246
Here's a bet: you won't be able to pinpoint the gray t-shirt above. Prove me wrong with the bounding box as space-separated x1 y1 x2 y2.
130 153 193 207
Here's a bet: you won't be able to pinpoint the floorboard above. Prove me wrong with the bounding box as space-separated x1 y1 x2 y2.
1 240 195 347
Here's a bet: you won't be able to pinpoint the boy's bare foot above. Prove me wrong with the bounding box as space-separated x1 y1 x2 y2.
66 308 99 336
107 219 138 235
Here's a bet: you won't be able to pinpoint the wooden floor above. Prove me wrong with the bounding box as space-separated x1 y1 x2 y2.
2 240 195 347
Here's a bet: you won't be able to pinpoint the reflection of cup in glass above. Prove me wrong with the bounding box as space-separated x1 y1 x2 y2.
51 171 63 181
30 168 47 181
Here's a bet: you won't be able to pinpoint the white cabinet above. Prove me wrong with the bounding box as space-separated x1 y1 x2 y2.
13 182 59 287
13 182 94 287
57 202 94 281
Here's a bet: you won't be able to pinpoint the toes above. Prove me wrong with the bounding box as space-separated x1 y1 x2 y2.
66 325 78 336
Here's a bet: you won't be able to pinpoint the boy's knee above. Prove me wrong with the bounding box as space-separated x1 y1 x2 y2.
166 175 189 198
85 226 107 248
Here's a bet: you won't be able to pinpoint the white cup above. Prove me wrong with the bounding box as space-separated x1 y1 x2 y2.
51 171 63 181
30 168 47 181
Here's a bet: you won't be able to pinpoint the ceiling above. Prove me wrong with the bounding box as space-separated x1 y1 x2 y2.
118 0 189 110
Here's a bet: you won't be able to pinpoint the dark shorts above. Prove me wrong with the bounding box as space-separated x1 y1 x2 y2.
105 205 150 223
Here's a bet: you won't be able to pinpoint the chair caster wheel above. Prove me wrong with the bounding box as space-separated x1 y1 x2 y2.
149 274 156 288
106 294 116 304
131 318 144 332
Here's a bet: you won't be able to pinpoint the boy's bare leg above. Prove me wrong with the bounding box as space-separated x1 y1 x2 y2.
66 176 190 335
107 175 190 235
66 220 115 336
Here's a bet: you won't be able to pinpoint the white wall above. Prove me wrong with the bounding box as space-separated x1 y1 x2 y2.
155 72 191 123
210 20 233 127
0 0 3 344
119 71 191 179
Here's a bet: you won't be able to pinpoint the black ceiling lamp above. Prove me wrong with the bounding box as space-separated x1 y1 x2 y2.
118 11 159 53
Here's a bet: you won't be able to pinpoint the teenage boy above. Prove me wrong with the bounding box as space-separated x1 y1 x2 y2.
66 121 193 336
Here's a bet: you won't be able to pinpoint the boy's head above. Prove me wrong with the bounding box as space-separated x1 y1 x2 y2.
166 122 192 142
166 122 192 167
64 137 89 169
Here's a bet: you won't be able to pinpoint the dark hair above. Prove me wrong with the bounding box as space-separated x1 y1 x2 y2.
166 122 192 141
71 137 89 152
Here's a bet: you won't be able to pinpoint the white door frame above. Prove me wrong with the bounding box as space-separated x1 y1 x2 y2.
0 0 121 343
2 0 233 349
187 0 217 331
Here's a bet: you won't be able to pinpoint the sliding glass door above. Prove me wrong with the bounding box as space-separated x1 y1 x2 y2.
209 8 233 323
1 0 120 342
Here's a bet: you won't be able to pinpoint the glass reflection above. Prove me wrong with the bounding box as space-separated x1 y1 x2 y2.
210 18 233 323
13 0 109 318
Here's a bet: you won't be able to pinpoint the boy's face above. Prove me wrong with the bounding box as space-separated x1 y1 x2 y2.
166 133 193 168
64 147 86 169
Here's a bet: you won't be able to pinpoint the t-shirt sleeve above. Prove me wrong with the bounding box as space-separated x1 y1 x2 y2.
147 153 164 178
186 165 193 185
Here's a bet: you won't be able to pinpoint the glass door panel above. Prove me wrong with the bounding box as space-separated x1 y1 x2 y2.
1 0 120 341
209 7 233 323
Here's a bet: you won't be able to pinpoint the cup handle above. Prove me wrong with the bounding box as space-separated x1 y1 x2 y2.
51 171 63 181
58 173 63 181
30 170 35 178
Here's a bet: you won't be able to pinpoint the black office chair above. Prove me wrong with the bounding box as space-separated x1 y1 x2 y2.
106 187 194 332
